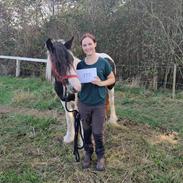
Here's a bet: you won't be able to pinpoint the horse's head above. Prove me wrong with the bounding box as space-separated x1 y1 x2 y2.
46 37 81 94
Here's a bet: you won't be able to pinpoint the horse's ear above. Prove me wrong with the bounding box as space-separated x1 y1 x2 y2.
64 36 74 50
46 38 54 52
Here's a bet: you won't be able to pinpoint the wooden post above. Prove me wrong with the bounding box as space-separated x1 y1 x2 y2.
16 60 20 77
172 64 177 99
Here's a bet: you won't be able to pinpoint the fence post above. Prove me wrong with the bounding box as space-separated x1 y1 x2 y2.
16 60 20 77
172 64 177 99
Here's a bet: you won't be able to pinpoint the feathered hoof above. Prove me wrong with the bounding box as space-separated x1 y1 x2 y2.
108 116 118 124
77 136 84 148
63 135 74 143
107 120 121 128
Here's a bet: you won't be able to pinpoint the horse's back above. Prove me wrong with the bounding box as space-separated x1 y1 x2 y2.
97 53 114 62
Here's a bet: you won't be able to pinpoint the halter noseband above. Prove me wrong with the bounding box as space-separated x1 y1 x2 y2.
61 74 78 82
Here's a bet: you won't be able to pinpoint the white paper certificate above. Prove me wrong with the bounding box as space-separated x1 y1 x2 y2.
76 68 97 83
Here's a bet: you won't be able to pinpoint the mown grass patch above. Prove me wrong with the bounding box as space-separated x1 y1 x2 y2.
0 77 183 182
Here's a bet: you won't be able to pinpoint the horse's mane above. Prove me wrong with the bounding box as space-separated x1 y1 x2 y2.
49 41 74 78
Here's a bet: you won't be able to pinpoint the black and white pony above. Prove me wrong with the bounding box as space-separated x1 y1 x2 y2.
46 37 118 144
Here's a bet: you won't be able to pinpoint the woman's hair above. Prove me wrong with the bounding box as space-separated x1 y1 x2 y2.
80 32 96 45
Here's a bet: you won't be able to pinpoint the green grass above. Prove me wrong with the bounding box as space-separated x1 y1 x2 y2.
0 168 41 183
0 76 61 110
0 77 183 183
115 84 183 135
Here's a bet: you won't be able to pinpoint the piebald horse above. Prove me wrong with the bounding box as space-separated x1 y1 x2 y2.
46 37 118 144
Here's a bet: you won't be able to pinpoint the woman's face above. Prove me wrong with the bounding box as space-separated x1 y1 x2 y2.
81 37 96 56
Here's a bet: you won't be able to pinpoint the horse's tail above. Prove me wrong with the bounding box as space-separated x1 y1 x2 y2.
105 93 110 119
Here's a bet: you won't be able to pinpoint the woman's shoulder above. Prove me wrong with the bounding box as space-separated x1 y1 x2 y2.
97 57 112 72
98 57 109 66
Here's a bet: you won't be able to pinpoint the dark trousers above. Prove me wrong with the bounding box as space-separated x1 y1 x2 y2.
78 101 105 158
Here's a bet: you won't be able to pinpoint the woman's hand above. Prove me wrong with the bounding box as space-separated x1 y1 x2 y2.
91 76 103 86
91 72 115 87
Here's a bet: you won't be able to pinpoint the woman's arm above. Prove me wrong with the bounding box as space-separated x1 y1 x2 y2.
91 72 115 87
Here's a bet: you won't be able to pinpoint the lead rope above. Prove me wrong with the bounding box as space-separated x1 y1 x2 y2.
73 110 84 162
64 86 84 162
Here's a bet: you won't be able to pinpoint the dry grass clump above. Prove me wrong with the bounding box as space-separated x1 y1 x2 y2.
12 90 36 105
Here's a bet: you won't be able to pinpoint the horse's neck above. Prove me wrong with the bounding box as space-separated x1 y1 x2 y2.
73 57 80 70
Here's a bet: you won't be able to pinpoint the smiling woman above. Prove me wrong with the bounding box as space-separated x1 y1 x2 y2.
77 32 118 171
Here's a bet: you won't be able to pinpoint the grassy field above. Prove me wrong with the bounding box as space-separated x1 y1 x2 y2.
0 76 183 183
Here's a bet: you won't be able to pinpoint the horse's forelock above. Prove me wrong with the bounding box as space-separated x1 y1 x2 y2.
49 41 74 78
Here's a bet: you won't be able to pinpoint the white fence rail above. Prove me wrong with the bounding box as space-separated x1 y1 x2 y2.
0 55 47 77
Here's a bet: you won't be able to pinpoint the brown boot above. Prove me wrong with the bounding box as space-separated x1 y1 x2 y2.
96 157 105 171
82 153 92 169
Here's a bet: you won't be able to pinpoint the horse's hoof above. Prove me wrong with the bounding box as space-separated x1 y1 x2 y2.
108 118 118 125
108 121 120 128
78 138 84 148
63 135 74 143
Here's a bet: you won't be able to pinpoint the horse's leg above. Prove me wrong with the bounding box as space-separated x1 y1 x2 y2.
74 94 84 148
64 110 75 143
61 101 75 143
108 88 118 125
